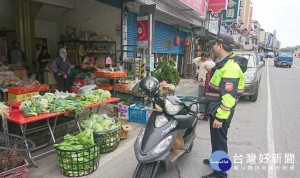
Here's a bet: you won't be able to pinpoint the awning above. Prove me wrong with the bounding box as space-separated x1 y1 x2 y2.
125 0 205 29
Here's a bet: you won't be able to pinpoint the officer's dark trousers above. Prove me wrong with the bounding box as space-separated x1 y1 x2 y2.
209 115 231 178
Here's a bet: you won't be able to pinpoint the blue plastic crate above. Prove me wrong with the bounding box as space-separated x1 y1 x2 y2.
128 105 149 124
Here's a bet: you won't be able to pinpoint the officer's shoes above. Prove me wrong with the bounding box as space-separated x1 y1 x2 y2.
202 172 216 178
203 159 210 166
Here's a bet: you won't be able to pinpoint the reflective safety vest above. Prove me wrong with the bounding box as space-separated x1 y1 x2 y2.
206 53 246 122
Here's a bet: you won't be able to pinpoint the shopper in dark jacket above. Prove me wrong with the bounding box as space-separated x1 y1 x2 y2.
38 47 51 83
7 41 26 65
51 48 70 92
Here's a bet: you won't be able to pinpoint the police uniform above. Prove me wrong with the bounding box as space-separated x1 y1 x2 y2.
206 53 247 178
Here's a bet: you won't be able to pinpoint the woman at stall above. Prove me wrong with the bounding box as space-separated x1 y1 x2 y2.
51 48 70 92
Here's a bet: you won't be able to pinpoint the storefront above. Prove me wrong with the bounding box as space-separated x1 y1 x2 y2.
126 11 187 75
124 0 206 76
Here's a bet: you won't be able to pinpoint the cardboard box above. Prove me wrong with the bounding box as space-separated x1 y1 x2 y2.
8 92 39 104
120 124 133 139
118 102 133 120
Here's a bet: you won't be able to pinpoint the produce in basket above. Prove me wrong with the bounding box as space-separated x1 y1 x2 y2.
54 129 99 176
0 144 24 172
81 113 121 132
55 130 94 150
81 113 121 153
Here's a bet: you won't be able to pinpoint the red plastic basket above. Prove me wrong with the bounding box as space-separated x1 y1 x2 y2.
94 71 106 77
106 72 127 78
8 86 39 95
115 83 122 89
121 84 130 91
0 160 28 178
96 85 114 91
39 84 49 91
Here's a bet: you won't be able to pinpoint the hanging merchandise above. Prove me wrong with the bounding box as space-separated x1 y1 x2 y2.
106 56 112 65
184 37 190 47
174 36 180 46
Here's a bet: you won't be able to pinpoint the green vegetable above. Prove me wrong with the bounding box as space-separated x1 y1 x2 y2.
151 59 180 85
55 130 99 176
81 113 120 132
20 96 49 117
19 88 110 117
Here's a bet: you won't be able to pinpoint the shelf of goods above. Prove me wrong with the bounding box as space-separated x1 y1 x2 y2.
94 48 144 99
64 40 116 68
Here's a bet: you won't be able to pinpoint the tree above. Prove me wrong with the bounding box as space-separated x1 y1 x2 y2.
151 59 180 86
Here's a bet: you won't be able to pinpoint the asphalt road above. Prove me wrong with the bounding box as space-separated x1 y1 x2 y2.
29 58 300 178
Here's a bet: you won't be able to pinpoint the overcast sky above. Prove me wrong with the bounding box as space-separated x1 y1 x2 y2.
251 0 300 48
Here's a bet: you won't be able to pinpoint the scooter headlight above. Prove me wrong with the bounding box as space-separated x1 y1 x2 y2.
137 128 145 146
153 135 173 154
155 115 168 128
164 99 183 115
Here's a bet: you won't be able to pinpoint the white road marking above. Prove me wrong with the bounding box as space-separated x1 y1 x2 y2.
266 60 277 178
293 64 300 70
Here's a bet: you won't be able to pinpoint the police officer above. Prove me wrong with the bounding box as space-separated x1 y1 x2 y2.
202 34 248 178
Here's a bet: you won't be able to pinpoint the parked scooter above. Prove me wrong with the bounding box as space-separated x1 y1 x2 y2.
133 76 208 178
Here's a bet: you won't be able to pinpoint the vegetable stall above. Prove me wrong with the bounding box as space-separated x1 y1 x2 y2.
2 86 120 170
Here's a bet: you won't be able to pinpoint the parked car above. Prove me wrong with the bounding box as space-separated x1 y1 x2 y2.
274 51 293 68
234 50 263 102
266 51 275 58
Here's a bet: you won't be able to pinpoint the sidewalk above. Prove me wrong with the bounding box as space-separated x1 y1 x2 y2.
28 79 199 178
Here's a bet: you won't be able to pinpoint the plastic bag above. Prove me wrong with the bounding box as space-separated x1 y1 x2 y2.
78 84 96 97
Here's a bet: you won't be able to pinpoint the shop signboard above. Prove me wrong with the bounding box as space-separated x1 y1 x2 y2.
179 0 206 16
146 54 154 72
207 0 227 13
267 34 272 46
239 0 251 30
222 0 240 26
247 6 253 33
137 16 149 48
209 15 219 35
238 0 246 24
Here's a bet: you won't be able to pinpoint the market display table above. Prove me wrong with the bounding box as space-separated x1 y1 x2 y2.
4 97 120 167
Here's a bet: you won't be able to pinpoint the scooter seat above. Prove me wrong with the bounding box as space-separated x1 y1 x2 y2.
174 115 196 129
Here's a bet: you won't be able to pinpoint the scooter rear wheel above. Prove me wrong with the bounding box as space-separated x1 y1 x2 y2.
134 162 159 178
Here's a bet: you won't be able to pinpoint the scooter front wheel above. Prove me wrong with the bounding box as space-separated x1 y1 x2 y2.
133 162 160 178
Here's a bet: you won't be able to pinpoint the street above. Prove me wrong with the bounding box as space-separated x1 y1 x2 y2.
28 58 300 178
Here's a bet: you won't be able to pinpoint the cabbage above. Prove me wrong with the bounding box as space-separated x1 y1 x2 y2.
80 113 120 132
92 123 103 131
